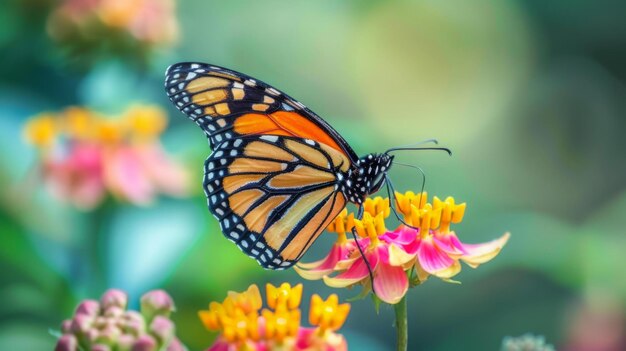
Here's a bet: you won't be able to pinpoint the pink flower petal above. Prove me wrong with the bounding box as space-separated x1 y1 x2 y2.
388 243 416 268
135 143 190 197
323 252 379 288
373 262 409 304
104 146 154 205
432 234 465 258
297 244 343 270
416 237 456 274
460 232 510 268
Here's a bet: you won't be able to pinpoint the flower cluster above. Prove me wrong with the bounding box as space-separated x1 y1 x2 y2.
55 289 185 351
47 0 178 56
199 283 350 351
295 192 510 304
23 105 189 209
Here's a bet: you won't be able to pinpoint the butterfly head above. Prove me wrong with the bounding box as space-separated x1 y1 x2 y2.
344 153 394 204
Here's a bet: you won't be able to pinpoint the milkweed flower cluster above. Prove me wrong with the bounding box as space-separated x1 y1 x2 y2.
47 0 178 48
295 192 510 304
23 105 190 209
55 289 186 351
199 283 350 351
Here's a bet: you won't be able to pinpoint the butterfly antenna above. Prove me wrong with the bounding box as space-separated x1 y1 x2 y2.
384 173 422 230
393 138 440 149
385 146 452 155
350 205 377 296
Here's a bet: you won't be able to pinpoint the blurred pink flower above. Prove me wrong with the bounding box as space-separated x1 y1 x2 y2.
43 142 106 209
24 105 190 209
47 0 178 49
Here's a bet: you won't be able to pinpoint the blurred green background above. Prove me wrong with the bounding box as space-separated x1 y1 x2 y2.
1 0 625 350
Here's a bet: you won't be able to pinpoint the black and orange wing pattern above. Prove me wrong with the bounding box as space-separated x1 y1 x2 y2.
164 62 357 269
204 135 350 269
164 62 358 162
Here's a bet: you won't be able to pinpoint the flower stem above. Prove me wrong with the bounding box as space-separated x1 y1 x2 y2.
394 295 408 351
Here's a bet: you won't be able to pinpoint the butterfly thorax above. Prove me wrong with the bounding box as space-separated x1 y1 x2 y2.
338 153 393 204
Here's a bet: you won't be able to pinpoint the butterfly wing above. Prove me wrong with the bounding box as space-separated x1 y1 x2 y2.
205 135 350 269
165 62 358 163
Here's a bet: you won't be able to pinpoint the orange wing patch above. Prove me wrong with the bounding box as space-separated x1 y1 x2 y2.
281 192 346 261
264 186 335 258
267 165 335 189
233 111 345 156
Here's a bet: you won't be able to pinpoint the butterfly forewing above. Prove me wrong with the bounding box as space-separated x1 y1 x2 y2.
204 135 349 269
165 62 358 162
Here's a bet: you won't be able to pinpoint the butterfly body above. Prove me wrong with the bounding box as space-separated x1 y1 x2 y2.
165 62 394 269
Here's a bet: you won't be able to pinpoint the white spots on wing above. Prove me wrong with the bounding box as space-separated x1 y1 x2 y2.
186 72 197 79
260 135 278 143
233 82 244 89
266 87 281 96
304 139 315 146
191 64 200 69
233 139 243 147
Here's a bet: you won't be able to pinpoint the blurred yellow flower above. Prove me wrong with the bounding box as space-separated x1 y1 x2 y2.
201 283 349 351
309 294 350 333
23 113 57 148
23 105 190 209
266 283 303 310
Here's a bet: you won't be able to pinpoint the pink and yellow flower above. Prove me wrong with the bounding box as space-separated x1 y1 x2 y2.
200 283 349 351
295 193 509 304
47 0 178 47
23 105 190 209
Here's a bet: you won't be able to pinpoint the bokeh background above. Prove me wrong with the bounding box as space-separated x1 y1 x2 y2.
2 0 625 350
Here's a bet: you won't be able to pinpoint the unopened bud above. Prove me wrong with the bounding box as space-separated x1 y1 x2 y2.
140 290 174 321
132 335 158 351
55 334 78 351
121 311 146 336
75 300 100 317
149 316 174 345
61 319 72 333
70 314 94 334
101 289 128 310
95 325 121 345
117 334 135 351
104 306 125 318
91 344 111 351
166 337 186 351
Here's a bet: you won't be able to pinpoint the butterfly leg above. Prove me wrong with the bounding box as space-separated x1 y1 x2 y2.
350 205 377 296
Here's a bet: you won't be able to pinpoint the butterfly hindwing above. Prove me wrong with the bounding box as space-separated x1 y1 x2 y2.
165 62 358 162
204 135 349 269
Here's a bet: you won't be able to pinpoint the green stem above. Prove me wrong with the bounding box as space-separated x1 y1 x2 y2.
394 295 408 351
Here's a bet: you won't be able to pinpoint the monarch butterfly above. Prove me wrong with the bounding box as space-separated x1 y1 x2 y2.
164 62 448 270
